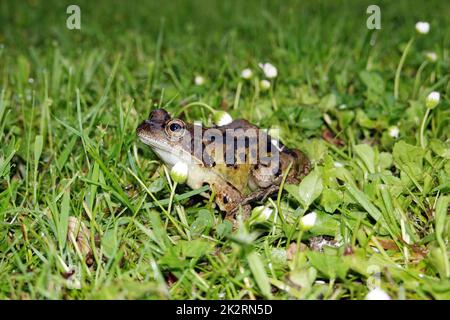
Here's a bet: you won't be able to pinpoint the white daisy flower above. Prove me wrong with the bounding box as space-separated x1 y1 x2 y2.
213 111 233 126
258 62 278 78
300 211 317 230
415 21 430 34
388 126 400 139
251 206 274 223
365 287 391 300
426 91 440 109
241 68 253 80
259 79 271 91
315 280 326 284
170 162 189 183
425 51 437 62
194 75 205 86
334 161 344 168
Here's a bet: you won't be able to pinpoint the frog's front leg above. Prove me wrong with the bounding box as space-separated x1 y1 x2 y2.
209 181 245 213
242 184 281 206
225 184 280 227
224 204 252 229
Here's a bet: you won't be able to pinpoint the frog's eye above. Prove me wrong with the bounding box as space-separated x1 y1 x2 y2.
169 122 182 132
165 119 186 140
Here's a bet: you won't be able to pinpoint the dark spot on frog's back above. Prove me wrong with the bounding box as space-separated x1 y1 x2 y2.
283 147 300 158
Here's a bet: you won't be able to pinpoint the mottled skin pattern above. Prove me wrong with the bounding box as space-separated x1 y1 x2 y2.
137 109 310 221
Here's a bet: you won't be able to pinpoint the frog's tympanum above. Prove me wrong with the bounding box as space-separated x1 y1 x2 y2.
137 109 310 220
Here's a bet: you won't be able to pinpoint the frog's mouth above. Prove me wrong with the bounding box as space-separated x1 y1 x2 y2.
137 133 193 168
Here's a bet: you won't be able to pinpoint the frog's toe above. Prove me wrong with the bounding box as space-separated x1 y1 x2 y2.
225 204 252 229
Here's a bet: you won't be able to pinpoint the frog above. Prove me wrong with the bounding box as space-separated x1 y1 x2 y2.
136 108 310 222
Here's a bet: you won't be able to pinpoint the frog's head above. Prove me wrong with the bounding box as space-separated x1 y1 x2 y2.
137 109 198 167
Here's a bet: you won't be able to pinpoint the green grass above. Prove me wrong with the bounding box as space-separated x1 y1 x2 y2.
0 0 449 299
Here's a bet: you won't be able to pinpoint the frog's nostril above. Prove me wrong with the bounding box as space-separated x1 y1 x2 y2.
136 121 151 134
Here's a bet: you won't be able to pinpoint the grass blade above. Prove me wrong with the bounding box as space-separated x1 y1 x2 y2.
246 250 272 299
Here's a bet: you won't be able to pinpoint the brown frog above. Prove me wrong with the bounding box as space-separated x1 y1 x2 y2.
137 109 310 220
